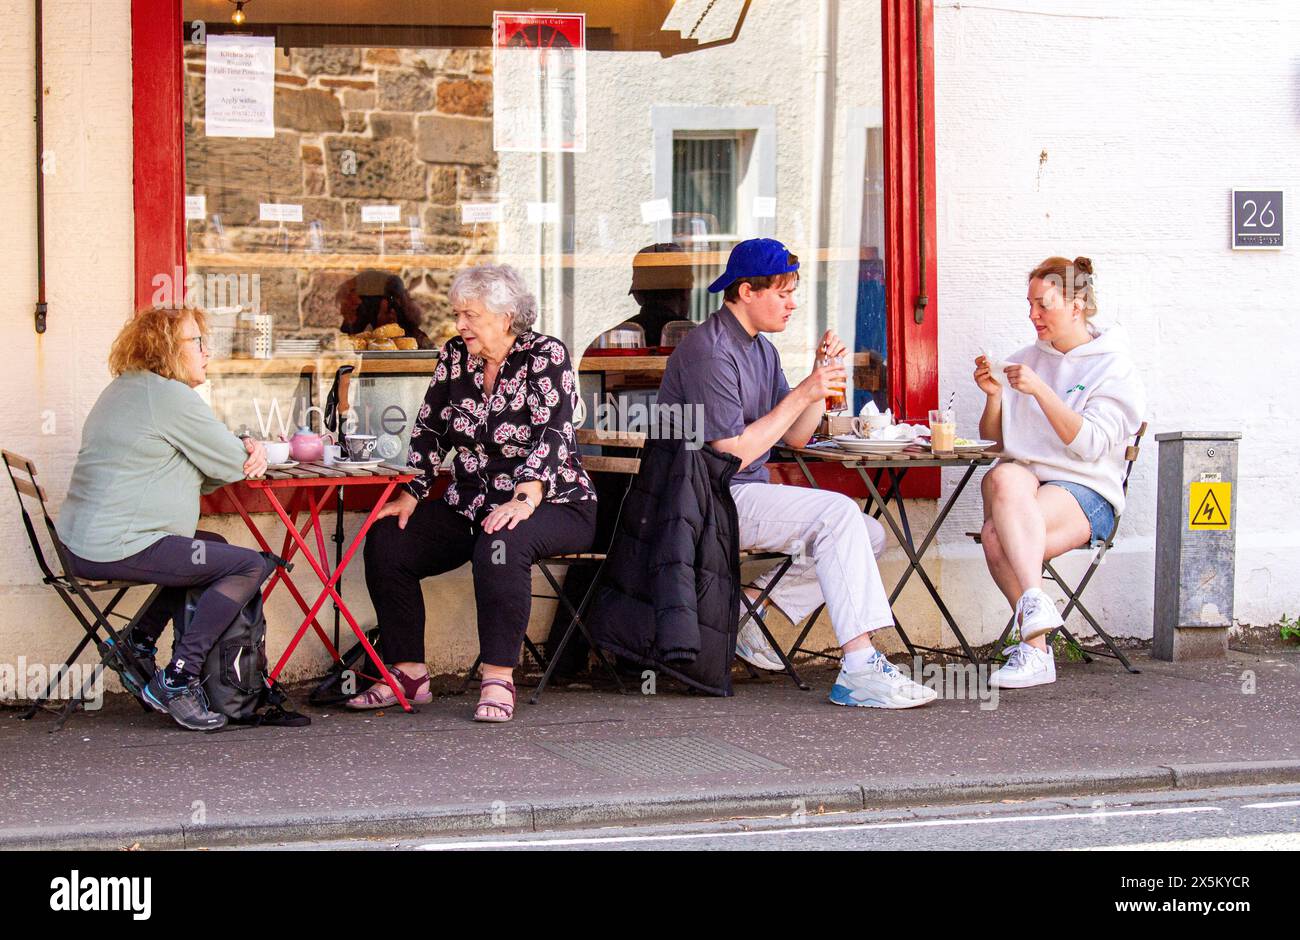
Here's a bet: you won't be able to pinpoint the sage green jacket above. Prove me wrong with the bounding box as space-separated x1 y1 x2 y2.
57 371 248 562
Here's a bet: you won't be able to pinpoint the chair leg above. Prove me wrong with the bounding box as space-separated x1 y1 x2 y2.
988 613 1017 664
521 636 549 674
20 631 94 719
740 560 809 691
51 664 106 733
1046 558 1139 674
532 563 626 704
1064 600 1138 673
788 603 841 663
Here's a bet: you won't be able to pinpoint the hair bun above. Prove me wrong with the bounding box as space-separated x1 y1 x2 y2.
1074 256 1094 275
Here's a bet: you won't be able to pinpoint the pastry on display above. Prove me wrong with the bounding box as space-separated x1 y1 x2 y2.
393 336 419 350
371 322 406 340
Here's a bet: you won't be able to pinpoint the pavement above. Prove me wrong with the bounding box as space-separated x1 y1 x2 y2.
2 646 1299 850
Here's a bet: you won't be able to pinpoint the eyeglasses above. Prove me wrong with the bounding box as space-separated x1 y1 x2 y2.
183 335 207 354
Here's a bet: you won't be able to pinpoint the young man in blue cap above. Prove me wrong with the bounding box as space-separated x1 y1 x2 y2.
657 238 936 708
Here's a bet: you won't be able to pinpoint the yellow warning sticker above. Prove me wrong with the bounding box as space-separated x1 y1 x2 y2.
1188 482 1231 530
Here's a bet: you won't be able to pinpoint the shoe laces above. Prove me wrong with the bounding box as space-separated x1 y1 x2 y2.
867 651 899 676
1001 644 1029 669
186 676 214 711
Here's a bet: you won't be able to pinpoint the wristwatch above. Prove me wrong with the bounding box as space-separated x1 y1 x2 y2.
514 492 537 510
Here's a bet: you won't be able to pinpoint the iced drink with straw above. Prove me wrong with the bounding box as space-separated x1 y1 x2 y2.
929 408 956 452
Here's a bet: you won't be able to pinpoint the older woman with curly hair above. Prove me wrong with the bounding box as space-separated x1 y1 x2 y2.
349 264 596 722
57 308 272 731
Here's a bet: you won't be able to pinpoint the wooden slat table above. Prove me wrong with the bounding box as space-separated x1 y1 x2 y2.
776 442 1000 663
219 461 424 712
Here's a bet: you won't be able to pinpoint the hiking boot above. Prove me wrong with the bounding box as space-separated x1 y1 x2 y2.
142 673 228 731
101 632 158 696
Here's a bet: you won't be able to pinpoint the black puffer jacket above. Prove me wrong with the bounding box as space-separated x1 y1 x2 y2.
587 437 741 696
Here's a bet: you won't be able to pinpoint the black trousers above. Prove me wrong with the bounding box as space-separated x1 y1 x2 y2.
364 497 597 668
68 531 274 676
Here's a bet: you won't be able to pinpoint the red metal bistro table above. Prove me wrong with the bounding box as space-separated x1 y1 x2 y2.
220 461 424 712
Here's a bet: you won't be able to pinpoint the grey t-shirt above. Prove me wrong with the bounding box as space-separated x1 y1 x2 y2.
657 307 792 484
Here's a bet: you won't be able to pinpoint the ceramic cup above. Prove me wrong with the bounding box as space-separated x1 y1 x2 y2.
344 434 378 461
262 440 291 465
852 413 890 438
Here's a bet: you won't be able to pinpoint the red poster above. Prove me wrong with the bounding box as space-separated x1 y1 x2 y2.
493 12 587 152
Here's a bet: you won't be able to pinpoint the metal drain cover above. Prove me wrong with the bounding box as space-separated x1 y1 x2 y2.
537 735 787 778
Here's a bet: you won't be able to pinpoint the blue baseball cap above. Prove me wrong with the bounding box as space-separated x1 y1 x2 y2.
707 238 800 293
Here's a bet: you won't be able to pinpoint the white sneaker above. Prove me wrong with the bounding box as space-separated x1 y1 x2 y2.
988 642 1056 689
734 604 785 672
829 651 938 709
1016 588 1064 641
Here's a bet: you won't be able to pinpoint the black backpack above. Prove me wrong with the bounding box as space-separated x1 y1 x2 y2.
177 565 309 727
308 626 384 706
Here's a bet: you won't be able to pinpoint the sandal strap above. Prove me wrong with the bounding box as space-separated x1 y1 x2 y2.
479 678 516 696
385 665 430 696
356 685 395 707
475 699 514 717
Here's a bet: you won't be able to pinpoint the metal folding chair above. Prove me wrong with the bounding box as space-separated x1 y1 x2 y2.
465 429 644 704
970 422 1148 673
3 450 162 729
738 552 808 689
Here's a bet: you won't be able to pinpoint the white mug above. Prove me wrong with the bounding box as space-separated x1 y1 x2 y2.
852 414 890 438
322 444 343 466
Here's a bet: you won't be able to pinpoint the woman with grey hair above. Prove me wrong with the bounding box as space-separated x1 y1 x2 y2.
350 264 596 722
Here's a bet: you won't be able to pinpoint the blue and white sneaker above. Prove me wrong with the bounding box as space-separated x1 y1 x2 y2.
829 651 938 709
734 600 785 672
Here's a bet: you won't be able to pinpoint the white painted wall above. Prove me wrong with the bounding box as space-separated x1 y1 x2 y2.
925 0 1300 647
0 0 141 668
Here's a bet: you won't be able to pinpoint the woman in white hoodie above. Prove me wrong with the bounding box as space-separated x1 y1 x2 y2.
973 256 1145 689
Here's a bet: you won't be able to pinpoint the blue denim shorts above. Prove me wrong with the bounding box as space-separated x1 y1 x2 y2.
1042 480 1115 543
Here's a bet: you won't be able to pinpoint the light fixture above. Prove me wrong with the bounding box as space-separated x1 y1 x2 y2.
229 1 248 25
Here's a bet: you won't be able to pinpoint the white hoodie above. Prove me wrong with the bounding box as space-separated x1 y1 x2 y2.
1000 323 1146 515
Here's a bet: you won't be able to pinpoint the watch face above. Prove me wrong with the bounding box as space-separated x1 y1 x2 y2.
515 493 528 501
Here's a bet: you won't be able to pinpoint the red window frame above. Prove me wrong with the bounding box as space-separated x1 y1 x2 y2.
131 0 939 498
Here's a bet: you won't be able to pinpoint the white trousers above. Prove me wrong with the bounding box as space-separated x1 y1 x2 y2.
732 482 894 647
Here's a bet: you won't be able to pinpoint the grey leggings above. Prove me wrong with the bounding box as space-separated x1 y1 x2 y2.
69 531 274 676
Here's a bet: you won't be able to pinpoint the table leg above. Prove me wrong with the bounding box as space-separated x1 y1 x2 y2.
264 481 413 713
226 486 340 658
792 452 820 489
859 464 981 662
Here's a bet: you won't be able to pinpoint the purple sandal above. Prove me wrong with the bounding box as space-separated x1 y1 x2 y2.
473 678 516 723
344 665 432 710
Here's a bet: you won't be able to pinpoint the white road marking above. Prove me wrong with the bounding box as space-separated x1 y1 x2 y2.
417 805 1222 850
1241 799 1300 809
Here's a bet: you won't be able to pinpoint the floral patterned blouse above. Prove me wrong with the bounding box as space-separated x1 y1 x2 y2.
404 330 595 522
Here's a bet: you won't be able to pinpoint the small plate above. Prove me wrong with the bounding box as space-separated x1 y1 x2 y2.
266 460 299 469
334 458 385 468
954 439 998 452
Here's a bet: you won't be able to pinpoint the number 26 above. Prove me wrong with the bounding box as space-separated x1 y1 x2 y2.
1242 199 1276 228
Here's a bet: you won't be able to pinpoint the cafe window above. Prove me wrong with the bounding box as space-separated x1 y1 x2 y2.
672 131 749 322
134 1 939 479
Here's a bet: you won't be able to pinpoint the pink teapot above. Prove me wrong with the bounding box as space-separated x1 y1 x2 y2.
285 426 333 463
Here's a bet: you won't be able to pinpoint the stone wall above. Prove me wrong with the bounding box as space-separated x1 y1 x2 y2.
183 44 498 344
